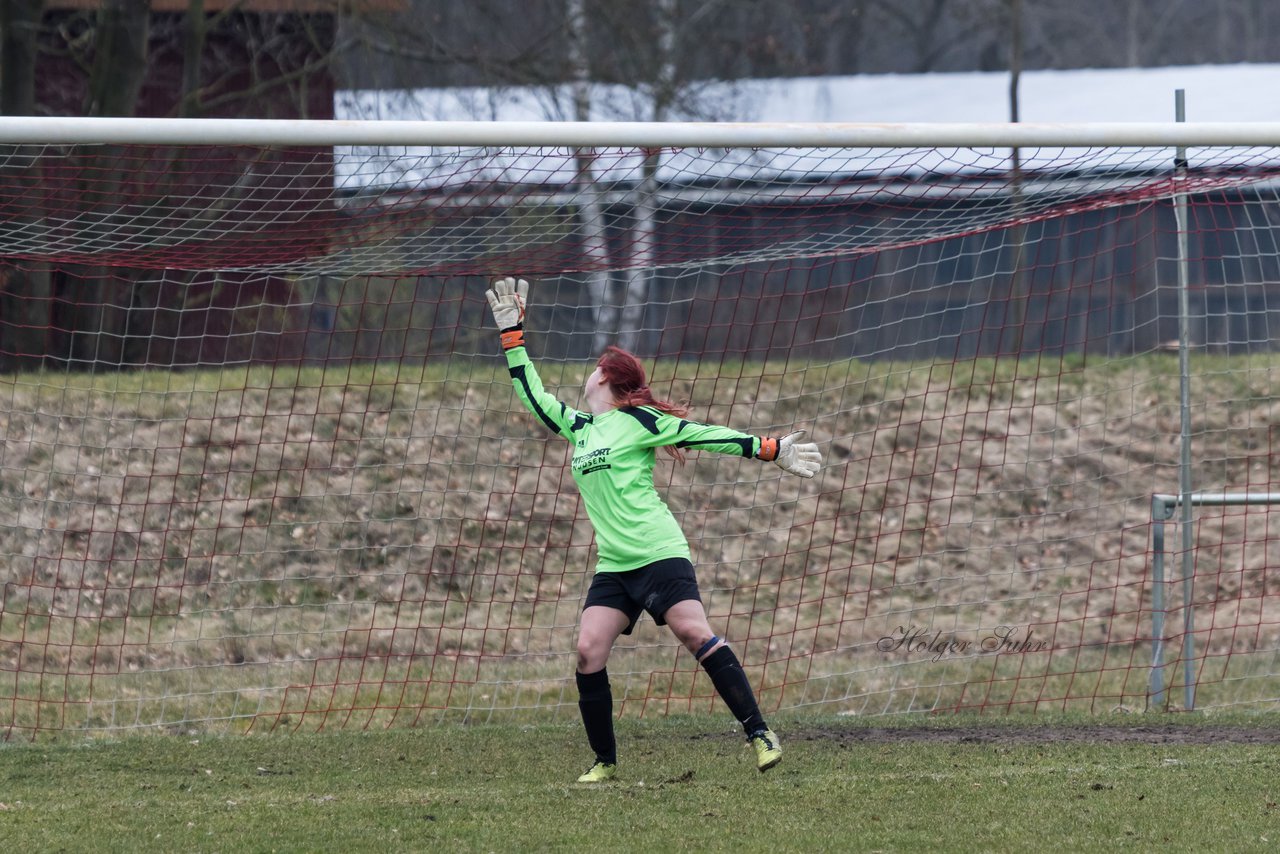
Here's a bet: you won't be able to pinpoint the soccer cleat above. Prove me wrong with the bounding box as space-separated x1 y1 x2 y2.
749 729 782 772
576 761 618 783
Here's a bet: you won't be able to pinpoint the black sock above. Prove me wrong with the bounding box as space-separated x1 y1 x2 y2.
700 645 768 736
576 669 616 764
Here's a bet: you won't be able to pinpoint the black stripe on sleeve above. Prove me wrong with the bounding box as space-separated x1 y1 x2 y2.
635 409 754 457
509 363 565 436
673 417 754 457
674 437 755 457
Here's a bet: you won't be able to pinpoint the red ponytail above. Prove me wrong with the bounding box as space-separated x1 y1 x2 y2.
596 346 689 461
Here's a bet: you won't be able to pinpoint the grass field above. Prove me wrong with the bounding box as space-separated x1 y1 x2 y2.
2 713 1279 852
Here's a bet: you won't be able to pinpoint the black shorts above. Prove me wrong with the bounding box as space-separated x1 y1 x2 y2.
583 557 702 635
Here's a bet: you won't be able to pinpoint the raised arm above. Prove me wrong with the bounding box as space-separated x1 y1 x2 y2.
486 276 588 440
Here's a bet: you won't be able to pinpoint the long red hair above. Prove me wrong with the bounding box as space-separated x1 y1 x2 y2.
596 346 689 461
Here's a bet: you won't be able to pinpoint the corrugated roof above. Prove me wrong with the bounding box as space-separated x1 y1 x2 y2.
332 64 1280 193
337 63 1280 124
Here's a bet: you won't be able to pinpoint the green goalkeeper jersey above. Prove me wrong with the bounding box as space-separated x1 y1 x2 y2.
505 344 769 573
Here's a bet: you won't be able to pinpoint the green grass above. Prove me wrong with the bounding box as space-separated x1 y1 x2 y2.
2 714 1280 852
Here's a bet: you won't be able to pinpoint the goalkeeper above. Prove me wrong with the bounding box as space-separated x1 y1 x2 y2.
485 277 822 783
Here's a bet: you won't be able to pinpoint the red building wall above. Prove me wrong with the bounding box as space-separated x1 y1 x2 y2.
3 5 344 369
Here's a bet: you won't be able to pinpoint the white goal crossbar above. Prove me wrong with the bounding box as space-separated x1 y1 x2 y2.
2 117 1280 147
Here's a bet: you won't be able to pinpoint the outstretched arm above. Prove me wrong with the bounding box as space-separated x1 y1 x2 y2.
637 411 823 479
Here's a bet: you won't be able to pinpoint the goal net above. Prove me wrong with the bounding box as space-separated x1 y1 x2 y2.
2 122 1280 738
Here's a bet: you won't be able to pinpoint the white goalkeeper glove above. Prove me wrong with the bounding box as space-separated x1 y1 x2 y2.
486 276 529 350
772 430 822 479
486 276 528 330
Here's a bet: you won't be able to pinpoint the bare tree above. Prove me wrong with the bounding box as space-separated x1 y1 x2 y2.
338 0 565 90
0 2 390 367
70 0 151 367
814 1 870 76
85 0 150 117
1029 0 1198 69
564 0 733 352
348 1 751 354
179 0 205 118
0 0 39 112
0 0 49 371
615 0 680 353
566 0 613 353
